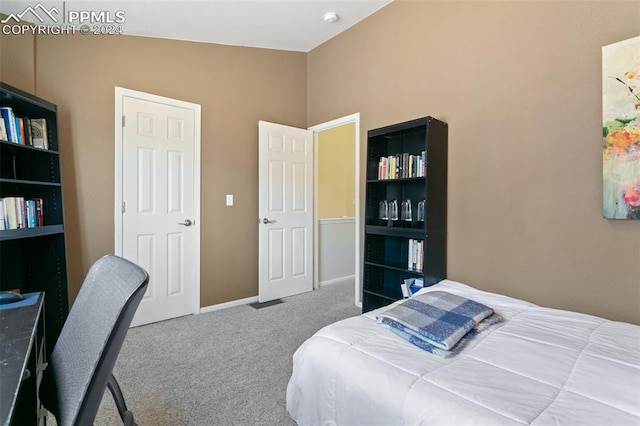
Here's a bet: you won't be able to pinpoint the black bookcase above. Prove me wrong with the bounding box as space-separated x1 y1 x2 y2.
362 116 447 312
0 82 69 354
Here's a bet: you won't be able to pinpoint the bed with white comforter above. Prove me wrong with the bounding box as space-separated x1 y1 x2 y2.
286 280 640 425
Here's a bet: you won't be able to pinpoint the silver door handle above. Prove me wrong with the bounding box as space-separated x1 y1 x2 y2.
262 218 275 224
178 219 194 226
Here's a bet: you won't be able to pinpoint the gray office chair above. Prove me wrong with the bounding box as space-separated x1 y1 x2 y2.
40 255 149 426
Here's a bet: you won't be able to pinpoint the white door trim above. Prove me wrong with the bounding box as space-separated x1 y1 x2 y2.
309 113 361 308
114 86 202 315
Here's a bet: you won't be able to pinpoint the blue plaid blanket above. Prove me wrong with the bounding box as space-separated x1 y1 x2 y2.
379 312 502 357
377 291 497 352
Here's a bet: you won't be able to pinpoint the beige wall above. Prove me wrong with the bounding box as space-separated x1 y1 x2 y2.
0 24 35 92
318 123 356 218
2 33 307 306
2 1 638 323
308 1 640 324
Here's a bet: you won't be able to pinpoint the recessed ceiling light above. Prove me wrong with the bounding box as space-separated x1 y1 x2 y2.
323 12 339 24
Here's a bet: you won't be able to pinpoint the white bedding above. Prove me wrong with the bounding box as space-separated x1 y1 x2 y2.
286 280 640 425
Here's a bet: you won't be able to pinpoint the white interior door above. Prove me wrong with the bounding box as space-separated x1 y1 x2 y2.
117 90 200 326
258 121 313 302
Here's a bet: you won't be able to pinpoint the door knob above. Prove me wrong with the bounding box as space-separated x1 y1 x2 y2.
262 218 275 224
178 219 194 226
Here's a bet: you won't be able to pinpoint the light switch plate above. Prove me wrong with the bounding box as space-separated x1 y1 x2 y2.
226 194 233 206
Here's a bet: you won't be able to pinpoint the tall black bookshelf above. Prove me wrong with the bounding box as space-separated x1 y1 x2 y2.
0 82 69 354
362 116 447 312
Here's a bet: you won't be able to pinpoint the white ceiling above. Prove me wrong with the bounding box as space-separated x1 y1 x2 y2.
1 0 392 52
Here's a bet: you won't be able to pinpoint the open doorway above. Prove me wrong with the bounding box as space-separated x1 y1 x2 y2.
310 114 361 308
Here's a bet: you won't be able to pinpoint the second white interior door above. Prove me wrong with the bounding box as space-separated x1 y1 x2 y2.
258 121 314 302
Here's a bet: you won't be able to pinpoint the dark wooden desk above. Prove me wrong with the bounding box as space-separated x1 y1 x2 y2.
0 292 45 426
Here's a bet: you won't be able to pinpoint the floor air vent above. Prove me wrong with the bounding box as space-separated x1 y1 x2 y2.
249 299 284 309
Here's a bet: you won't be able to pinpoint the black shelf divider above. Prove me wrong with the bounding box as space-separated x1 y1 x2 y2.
365 225 425 239
1 139 59 154
0 225 65 241
364 260 425 274
0 178 63 187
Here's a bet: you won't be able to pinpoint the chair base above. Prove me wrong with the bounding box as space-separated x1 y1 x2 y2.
106 374 136 426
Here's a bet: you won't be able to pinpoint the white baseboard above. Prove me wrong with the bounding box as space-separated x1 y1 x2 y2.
319 275 355 287
199 295 259 314
200 277 356 313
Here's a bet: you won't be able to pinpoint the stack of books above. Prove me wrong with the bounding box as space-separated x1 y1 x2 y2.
0 107 49 149
377 151 426 180
0 197 44 230
408 239 424 272
400 277 425 298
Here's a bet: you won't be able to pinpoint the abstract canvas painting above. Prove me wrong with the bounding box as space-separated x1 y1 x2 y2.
602 35 640 219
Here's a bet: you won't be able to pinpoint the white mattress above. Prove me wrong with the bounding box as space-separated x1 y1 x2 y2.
286 280 640 425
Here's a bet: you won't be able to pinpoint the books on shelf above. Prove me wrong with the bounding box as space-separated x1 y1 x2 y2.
407 238 424 272
377 151 426 180
0 107 18 143
400 277 425 298
0 106 49 149
0 117 7 141
18 117 31 146
0 197 44 230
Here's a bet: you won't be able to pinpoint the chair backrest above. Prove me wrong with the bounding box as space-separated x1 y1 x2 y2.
40 255 149 426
